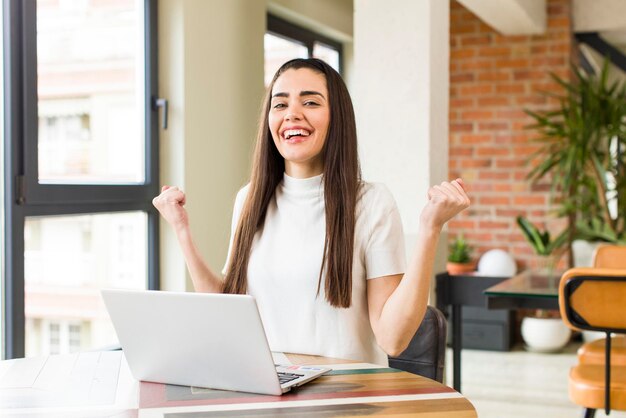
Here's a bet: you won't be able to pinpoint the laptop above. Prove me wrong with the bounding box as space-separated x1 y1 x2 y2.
101 289 330 396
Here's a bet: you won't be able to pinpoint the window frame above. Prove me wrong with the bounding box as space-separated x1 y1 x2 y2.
267 14 343 74
3 0 160 359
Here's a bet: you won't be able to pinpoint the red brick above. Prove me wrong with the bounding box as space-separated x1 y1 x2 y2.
480 196 511 205
460 60 493 71
479 221 510 229
496 233 527 243
496 58 530 68
516 96 548 105
496 209 526 217
450 98 474 108
493 183 514 192
495 109 529 119
513 70 546 81
513 195 546 205
460 134 491 144
531 183 552 192
477 96 511 106
461 110 494 120
494 35 529 44
450 122 473 133
479 171 511 180
477 72 511 82
550 43 571 54
495 159 526 168
477 147 510 156
464 232 494 241
531 57 566 67
461 35 491 46
478 122 509 131
460 84 494 95
451 49 476 60
548 17 570 29
496 84 525 94
449 220 476 229
451 23 479 35
461 159 492 168
478 46 511 57
495 134 532 144
470 183 493 192
450 147 474 157
515 145 541 155
451 73 475 83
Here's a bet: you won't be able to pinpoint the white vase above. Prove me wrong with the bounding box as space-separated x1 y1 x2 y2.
521 317 571 353
571 240 602 267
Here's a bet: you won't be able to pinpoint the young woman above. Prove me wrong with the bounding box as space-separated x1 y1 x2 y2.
153 58 470 365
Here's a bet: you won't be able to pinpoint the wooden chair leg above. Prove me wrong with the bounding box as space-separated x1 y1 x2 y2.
582 408 596 418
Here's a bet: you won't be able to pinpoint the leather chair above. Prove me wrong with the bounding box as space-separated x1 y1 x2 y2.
559 268 626 417
577 245 626 367
388 305 447 383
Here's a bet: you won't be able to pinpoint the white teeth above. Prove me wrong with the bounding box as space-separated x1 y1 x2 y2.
284 129 310 140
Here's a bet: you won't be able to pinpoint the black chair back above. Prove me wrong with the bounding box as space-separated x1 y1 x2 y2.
388 305 447 383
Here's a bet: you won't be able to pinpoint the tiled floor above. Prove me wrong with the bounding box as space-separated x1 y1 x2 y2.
447 343 626 418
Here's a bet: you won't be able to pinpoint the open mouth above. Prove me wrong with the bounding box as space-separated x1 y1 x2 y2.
283 129 311 140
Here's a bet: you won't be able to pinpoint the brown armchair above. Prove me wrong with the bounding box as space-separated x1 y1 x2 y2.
559 267 626 416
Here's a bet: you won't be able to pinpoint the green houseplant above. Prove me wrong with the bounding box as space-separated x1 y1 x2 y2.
525 60 626 266
516 215 568 276
446 235 475 275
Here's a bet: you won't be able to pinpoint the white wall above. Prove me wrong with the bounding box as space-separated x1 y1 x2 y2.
158 0 265 291
353 0 450 285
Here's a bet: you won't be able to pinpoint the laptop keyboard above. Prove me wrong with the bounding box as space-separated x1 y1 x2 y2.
277 371 304 385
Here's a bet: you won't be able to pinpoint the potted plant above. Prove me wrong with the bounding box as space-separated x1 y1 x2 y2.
516 216 571 352
516 216 568 277
446 235 475 275
525 60 626 267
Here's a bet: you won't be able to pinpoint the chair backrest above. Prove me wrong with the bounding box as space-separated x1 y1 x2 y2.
559 267 626 414
388 305 447 383
559 267 626 333
593 245 626 269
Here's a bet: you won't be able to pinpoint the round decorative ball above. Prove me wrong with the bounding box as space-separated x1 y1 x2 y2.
477 249 517 277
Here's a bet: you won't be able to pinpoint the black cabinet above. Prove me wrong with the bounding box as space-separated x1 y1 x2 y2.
446 306 514 351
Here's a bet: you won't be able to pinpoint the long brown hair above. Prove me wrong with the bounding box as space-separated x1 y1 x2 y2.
222 58 361 308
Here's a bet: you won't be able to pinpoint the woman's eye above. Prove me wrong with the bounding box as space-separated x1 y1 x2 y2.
273 103 286 109
304 101 319 106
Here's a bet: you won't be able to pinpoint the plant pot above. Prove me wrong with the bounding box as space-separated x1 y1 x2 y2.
572 240 602 267
446 261 476 275
521 317 571 353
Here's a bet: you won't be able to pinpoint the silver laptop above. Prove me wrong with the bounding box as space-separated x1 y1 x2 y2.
101 289 330 396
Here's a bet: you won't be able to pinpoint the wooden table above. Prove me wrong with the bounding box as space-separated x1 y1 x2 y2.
0 351 477 417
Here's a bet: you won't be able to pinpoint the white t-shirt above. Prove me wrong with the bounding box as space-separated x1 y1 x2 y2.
223 173 406 365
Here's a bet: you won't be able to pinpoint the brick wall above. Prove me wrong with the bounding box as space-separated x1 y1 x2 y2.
448 0 574 270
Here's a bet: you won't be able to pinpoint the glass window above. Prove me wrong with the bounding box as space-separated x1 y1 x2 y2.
24 212 147 357
3 0 159 360
48 322 60 355
313 42 340 71
265 15 342 86
0 0 4 359
264 33 308 86
37 0 145 184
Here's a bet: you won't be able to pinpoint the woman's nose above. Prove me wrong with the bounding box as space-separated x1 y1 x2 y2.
285 107 302 121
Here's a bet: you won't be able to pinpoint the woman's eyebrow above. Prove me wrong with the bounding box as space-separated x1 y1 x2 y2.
271 90 326 99
300 90 325 99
